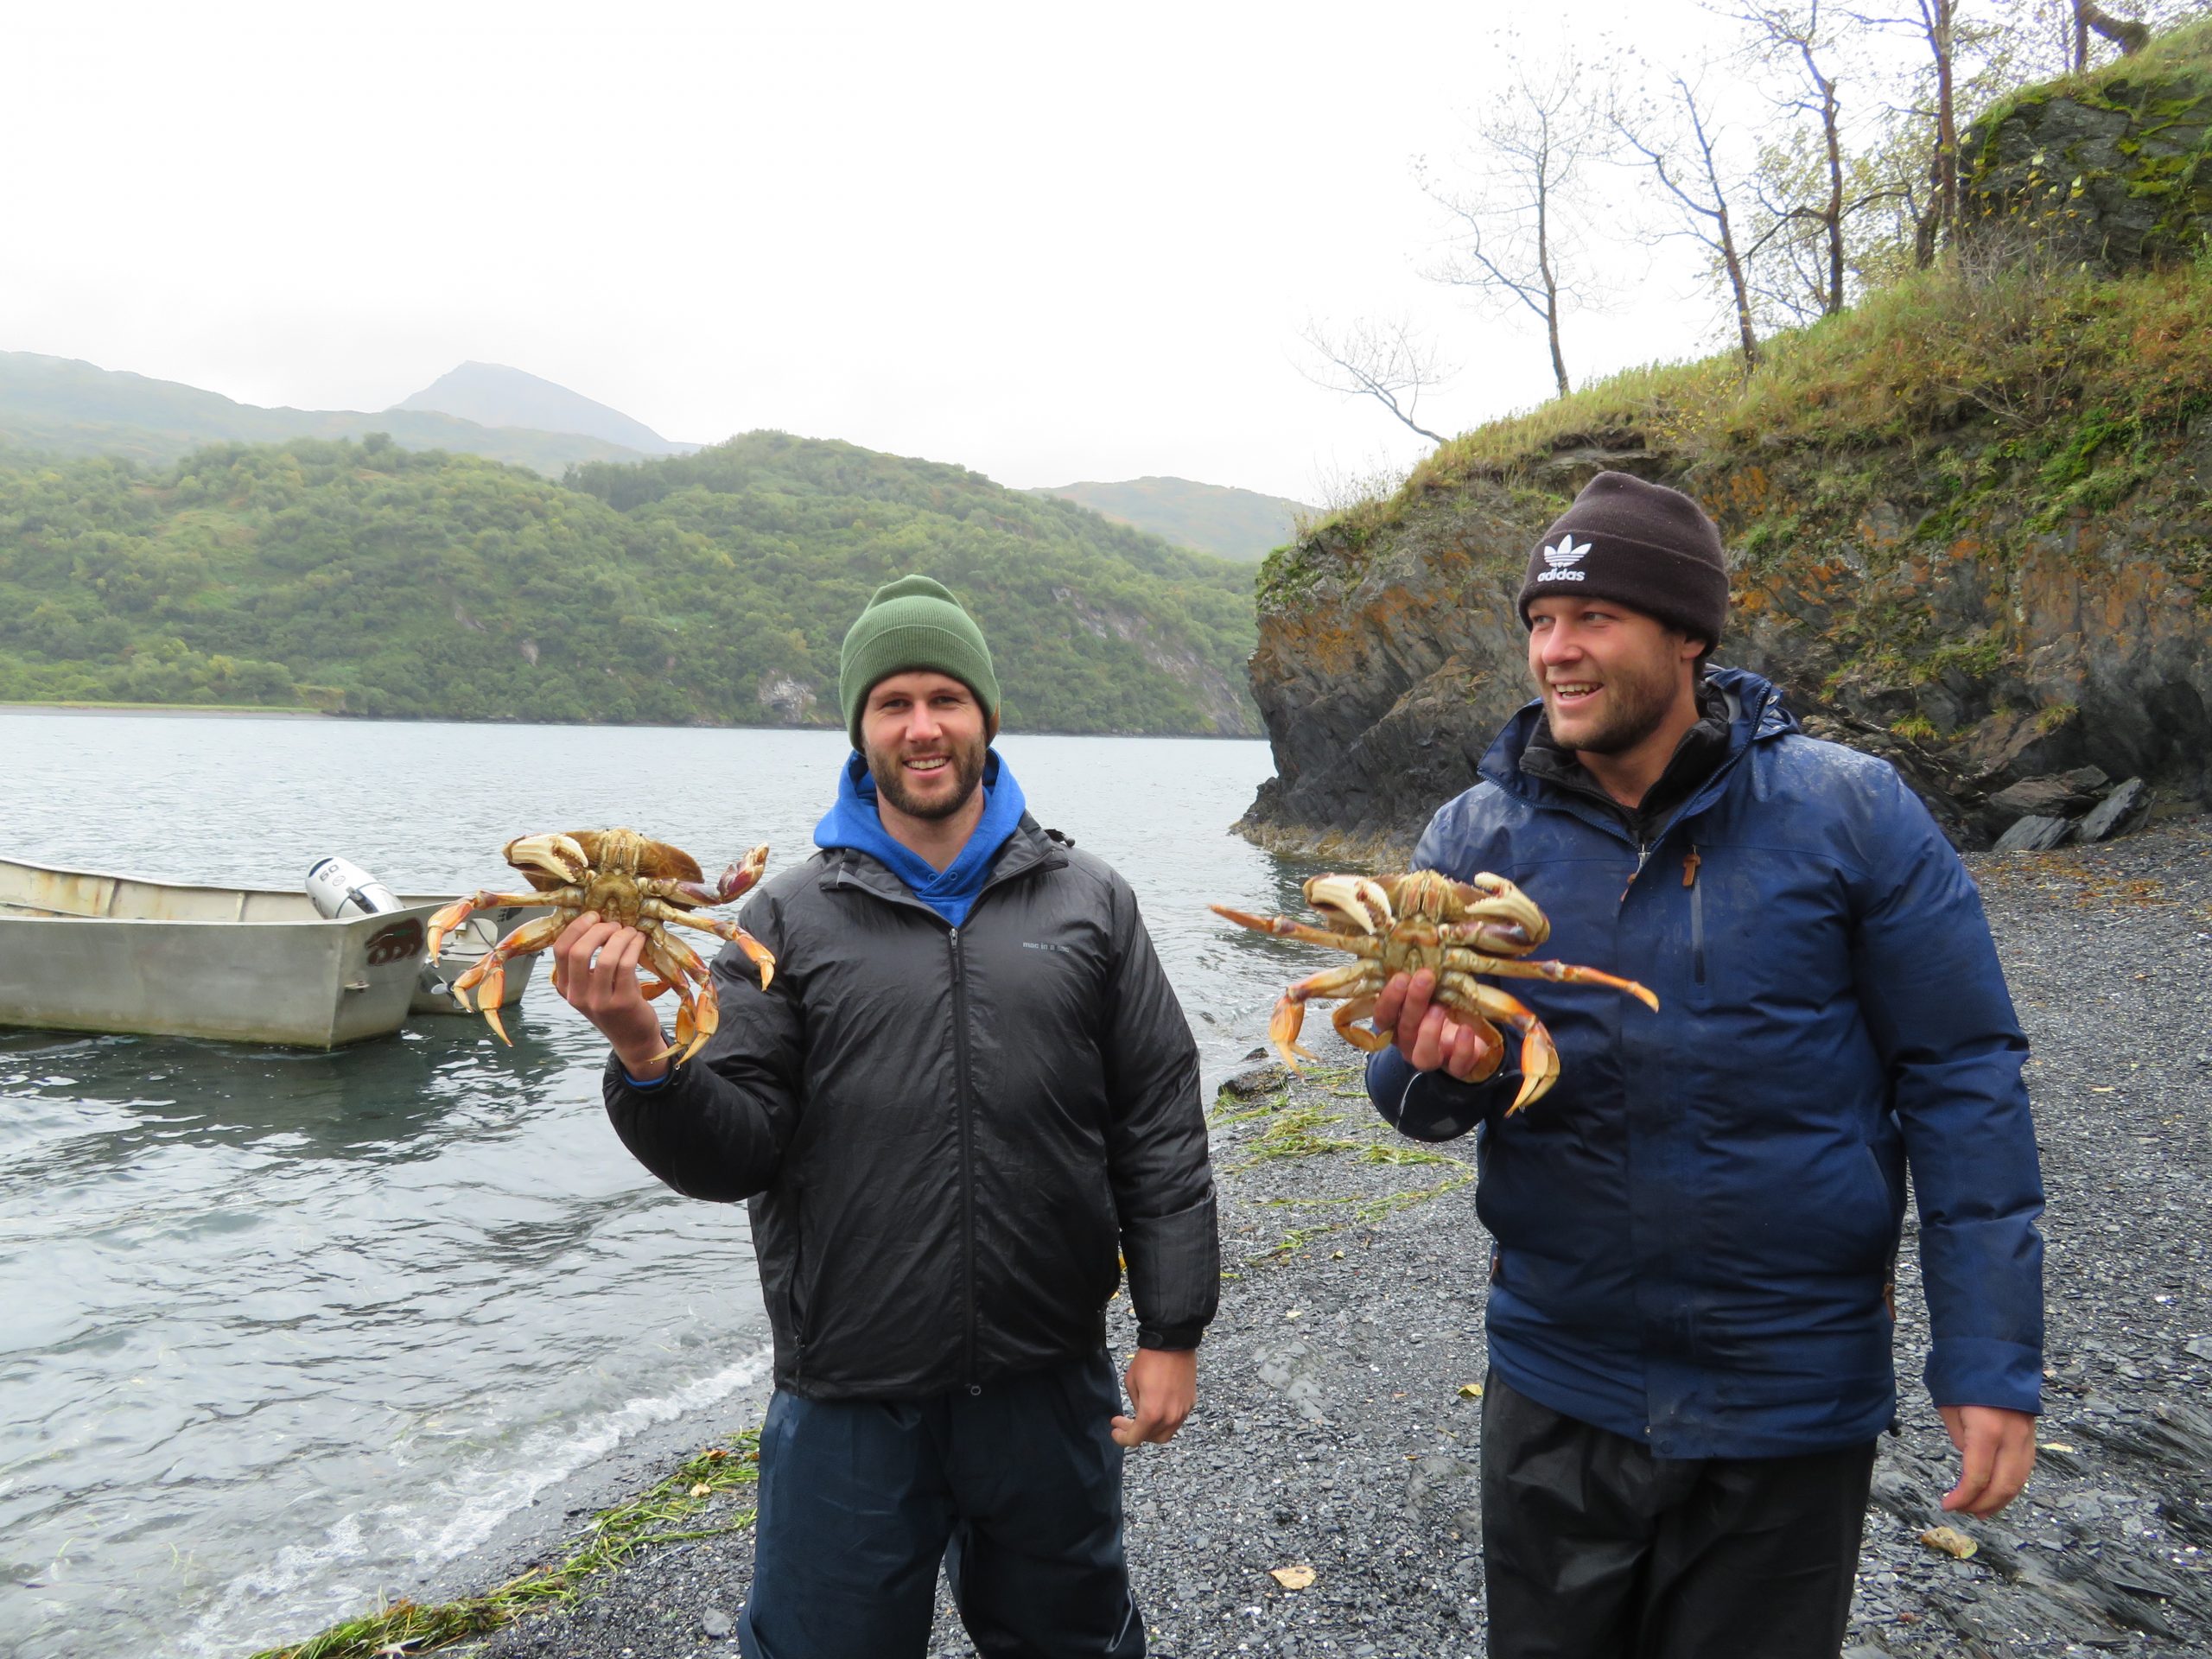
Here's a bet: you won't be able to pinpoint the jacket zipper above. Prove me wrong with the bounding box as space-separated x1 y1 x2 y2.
1684 846 1705 985
948 924 980 1390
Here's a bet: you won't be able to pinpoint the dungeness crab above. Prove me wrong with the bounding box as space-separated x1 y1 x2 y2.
1212 871 1658 1112
429 829 775 1063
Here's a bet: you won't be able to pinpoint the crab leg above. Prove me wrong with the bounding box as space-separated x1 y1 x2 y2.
1210 905 1383 958
644 930 722 1065
1438 975 1562 1114
427 889 554 959
448 912 568 1045
638 899 778 988
1438 950 1662 1011
1264 961 1377 1070
1329 993 1393 1053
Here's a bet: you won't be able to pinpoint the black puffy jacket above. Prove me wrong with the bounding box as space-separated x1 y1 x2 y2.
603 817 1219 1401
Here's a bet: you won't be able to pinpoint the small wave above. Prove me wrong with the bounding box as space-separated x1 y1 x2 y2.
180 1346 771 1659
415 1348 772 1565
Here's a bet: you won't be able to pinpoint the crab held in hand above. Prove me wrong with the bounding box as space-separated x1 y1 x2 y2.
1211 871 1658 1113
428 828 775 1064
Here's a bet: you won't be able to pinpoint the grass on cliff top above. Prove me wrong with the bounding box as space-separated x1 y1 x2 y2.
1973 13 2212 131
1297 250 2212 564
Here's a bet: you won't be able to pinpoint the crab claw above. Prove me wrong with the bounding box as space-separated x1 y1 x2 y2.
729 928 776 991
1269 993 1320 1070
1303 874 1395 934
502 832 590 885
717 844 770 904
426 899 474 962
1510 1021 1562 1114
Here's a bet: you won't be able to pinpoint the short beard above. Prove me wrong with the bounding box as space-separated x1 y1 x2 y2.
865 730 988 821
1551 664 1681 757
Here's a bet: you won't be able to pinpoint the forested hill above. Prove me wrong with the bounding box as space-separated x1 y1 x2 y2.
0 430 1261 736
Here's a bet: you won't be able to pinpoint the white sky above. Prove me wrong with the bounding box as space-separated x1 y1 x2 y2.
3 0 1888 501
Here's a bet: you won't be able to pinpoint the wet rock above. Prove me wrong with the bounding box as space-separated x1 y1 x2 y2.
1995 814 2072 853
1988 767 2112 818
1218 1063 1292 1101
2074 777 2149 844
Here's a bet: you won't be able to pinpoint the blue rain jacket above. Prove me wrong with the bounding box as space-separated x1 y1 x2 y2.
1366 667 2044 1458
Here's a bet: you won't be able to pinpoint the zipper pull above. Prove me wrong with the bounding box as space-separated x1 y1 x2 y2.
1621 841 1650 904
1682 849 1701 888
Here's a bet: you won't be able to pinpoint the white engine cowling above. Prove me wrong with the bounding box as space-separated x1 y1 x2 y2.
304 856 402 920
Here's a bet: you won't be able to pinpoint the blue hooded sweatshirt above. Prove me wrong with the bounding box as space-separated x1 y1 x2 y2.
813 748 1028 927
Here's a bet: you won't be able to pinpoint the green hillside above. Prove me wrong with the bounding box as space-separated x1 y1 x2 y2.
0 352 652 477
1033 476 1310 562
0 430 1261 735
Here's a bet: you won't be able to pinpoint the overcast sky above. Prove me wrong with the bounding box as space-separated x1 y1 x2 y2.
6 1 1878 502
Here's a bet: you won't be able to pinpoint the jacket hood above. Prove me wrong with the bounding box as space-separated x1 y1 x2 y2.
813 747 1028 926
1476 665 1798 817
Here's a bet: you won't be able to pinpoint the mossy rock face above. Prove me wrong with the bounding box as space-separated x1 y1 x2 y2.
1963 62 2212 268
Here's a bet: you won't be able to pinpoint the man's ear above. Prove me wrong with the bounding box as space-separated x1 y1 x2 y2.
986 709 1001 742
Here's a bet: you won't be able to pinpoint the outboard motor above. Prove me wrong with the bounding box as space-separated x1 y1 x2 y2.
304 855 402 919
308 856 458 1002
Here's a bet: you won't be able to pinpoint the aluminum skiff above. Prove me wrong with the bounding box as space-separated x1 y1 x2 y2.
0 855 543 1047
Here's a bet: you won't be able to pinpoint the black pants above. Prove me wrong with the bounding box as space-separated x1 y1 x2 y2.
1481 1375 1877 1659
737 1350 1142 1659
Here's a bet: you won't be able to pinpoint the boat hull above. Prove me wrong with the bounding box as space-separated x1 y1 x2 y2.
0 906 438 1047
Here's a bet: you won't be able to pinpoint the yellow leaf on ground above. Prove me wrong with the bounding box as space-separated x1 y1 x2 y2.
690 1482 714 1498
1270 1565 1316 1591
1919 1525 1978 1560
1458 1382 1484 1400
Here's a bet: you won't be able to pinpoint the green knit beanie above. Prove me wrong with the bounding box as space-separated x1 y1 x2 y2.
837 574 1001 747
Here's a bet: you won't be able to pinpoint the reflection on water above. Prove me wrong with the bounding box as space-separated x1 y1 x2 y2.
0 712 1312 1658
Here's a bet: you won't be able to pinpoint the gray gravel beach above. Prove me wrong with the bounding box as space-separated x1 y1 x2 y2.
442 815 2212 1659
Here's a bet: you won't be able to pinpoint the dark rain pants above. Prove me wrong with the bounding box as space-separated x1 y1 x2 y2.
1481 1374 1878 1659
736 1350 1143 1659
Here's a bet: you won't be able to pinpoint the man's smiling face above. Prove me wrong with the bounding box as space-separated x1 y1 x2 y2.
1524 595 1701 758
861 671 991 822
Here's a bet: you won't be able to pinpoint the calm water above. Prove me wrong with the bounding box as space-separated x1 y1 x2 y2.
0 712 1312 1658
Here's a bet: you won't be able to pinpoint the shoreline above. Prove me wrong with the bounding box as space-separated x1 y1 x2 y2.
258 817 2212 1659
0 702 1265 739
0 700 333 719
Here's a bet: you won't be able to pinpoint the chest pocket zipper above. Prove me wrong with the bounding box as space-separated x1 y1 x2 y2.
1684 847 1706 987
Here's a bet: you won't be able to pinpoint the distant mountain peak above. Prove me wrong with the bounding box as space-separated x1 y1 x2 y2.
1033 476 1312 563
395 362 687 455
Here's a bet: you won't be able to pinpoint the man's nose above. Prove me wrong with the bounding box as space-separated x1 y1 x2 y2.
1538 626 1582 664
905 705 943 741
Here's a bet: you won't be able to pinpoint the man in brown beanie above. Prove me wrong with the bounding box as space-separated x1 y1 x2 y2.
1363 473 2044 1657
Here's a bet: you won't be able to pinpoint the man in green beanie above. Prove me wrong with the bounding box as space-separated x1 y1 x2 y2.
556 573 1218 1659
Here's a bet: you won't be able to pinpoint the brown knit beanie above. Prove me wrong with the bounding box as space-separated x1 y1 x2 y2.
1516 473 1730 653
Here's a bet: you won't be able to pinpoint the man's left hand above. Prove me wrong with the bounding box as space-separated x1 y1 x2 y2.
1938 1404 2037 1516
1111 1348 1197 1447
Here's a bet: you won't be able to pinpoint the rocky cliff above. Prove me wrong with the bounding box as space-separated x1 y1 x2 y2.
1240 29 2212 865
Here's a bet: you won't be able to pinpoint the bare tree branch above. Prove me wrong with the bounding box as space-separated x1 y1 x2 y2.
1730 0 1853 307
2075 0 2152 66
1417 54 1606 397
1295 316 1454 446
1612 67 1764 369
